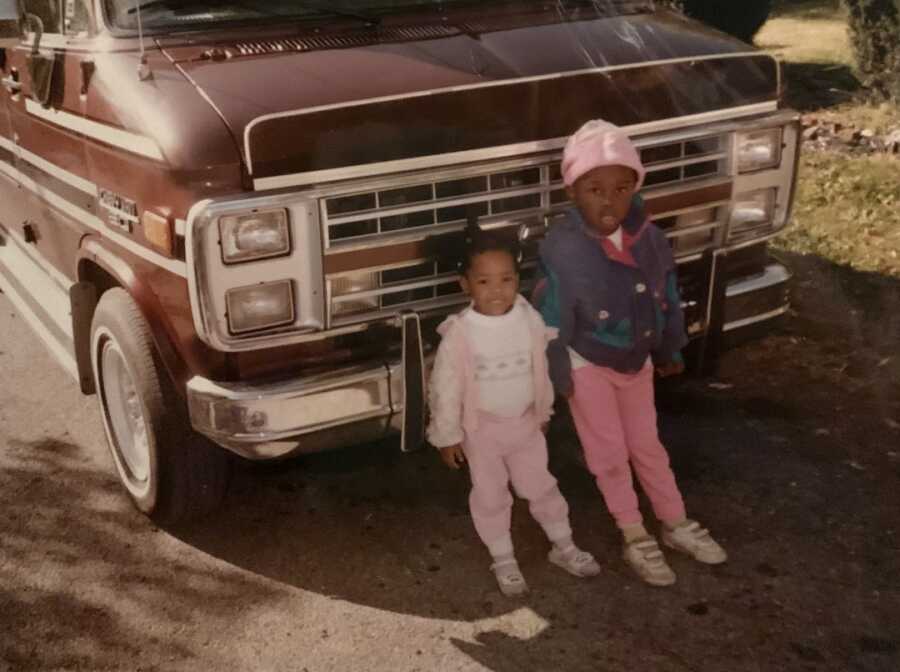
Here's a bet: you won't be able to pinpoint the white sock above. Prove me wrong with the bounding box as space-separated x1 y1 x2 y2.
552 535 576 557
621 523 650 544
491 551 516 568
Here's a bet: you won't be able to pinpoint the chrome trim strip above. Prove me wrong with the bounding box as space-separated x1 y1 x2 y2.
25 99 164 161
0 135 97 195
0 157 187 277
0 236 79 381
726 263 791 298
725 230 783 252
676 253 704 265
643 151 728 173
723 306 788 332
0 222 75 292
253 102 777 190
666 221 722 239
246 51 772 175
332 272 458 303
330 294 467 328
654 200 730 220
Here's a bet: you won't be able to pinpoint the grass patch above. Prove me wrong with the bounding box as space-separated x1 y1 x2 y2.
757 1 900 277
775 153 900 277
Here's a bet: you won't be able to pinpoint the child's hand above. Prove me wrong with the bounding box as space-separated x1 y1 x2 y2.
440 444 466 470
655 360 685 378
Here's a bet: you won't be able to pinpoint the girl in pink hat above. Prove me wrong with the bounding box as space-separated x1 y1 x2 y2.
535 120 727 586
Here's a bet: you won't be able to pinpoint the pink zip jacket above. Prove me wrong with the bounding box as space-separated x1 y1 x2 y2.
426 295 559 448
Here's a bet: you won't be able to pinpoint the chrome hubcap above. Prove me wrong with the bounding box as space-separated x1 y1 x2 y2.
101 340 150 484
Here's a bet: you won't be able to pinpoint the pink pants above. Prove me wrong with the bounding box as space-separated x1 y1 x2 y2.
462 410 572 557
568 361 686 528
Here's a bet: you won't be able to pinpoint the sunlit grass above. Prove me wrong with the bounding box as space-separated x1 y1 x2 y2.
756 9 851 66
776 152 900 277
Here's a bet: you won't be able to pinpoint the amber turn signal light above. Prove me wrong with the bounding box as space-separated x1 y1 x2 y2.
142 211 174 255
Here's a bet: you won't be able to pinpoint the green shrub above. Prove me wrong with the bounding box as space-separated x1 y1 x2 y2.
660 0 774 43
842 0 900 99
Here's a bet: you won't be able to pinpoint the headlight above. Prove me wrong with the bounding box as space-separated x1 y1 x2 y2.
219 209 290 264
330 272 379 317
728 189 776 243
736 128 782 173
225 280 295 334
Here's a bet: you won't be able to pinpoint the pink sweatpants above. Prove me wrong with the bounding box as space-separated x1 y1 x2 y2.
462 411 572 557
568 361 686 528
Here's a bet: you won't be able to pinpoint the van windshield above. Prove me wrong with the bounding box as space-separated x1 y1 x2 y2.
103 1 654 32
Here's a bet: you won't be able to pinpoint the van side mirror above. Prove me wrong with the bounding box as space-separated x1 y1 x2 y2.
0 0 24 49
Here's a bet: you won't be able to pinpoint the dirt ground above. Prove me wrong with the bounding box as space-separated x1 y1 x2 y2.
1 251 898 672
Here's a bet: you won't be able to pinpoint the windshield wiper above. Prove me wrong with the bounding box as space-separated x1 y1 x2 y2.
128 0 212 14
292 1 381 25
128 0 381 25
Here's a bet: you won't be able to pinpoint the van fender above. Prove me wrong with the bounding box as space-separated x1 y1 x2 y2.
75 236 190 397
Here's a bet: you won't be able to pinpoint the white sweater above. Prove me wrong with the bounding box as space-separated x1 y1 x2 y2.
463 303 535 417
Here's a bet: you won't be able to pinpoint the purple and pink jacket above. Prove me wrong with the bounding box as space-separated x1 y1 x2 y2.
535 199 688 397
426 296 557 449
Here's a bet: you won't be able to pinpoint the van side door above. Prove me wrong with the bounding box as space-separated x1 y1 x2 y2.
6 0 94 283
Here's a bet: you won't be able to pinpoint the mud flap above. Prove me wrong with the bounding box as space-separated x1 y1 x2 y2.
399 310 426 452
70 281 98 394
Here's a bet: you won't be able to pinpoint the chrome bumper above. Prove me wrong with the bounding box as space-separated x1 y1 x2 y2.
186 360 403 459
723 262 791 333
187 310 428 459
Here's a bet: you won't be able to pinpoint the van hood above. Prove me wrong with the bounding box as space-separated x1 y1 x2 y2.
158 8 779 186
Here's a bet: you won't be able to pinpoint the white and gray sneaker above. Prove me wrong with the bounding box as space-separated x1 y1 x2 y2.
548 544 601 578
491 558 529 597
623 536 676 586
662 520 728 565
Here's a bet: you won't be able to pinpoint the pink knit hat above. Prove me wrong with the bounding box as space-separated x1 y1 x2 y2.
561 120 646 189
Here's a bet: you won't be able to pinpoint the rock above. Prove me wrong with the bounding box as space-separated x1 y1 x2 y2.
860 128 876 139
839 128 858 145
885 130 900 154
802 126 820 141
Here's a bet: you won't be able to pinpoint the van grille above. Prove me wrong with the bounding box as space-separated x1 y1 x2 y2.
322 132 729 327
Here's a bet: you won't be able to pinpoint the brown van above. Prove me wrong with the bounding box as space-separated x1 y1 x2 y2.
0 1 798 521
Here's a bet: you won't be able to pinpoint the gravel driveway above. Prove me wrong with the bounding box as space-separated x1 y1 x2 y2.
1 252 898 672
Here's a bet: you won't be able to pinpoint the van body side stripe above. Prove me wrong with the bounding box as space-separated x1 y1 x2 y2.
25 100 164 162
0 157 187 278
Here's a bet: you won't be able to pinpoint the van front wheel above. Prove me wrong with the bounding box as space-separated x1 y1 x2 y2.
90 288 229 522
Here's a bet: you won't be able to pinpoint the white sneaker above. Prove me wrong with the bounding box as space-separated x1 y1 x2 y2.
623 536 676 586
548 545 601 578
491 559 529 597
662 520 727 565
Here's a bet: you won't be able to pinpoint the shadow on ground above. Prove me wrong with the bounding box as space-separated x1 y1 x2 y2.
0 438 282 671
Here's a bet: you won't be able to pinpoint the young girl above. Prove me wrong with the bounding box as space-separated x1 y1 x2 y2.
427 233 600 596
536 119 727 586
